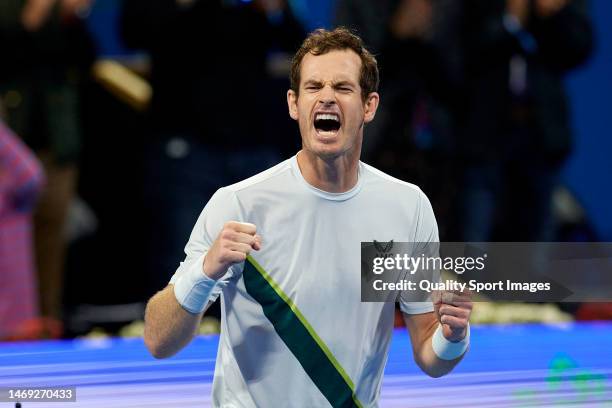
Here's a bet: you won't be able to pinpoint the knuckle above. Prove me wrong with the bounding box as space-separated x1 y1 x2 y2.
220 230 233 241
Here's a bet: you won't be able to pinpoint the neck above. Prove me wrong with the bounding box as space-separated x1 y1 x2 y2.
296 149 360 193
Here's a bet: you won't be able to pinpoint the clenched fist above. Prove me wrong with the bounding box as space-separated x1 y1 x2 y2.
433 289 473 343
203 221 262 281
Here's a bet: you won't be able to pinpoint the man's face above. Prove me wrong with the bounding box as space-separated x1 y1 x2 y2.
287 49 379 160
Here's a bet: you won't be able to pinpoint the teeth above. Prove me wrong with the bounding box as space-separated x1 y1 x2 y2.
315 113 339 122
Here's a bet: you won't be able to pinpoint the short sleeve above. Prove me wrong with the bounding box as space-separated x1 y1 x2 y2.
169 187 243 302
400 189 439 315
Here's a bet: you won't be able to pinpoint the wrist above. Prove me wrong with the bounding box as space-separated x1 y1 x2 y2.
432 324 470 360
173 255 218 314
202 258 225 281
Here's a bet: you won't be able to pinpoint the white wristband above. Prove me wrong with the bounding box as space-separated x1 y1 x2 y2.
432 324 470 360
173 257 217 314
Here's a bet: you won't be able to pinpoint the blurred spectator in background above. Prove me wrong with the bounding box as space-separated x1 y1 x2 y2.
120 0 304 299
0 0 96 325
335 0 464 239
0 119 44 340
459 0 594 241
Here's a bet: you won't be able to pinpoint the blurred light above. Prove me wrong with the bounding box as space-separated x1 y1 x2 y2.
166 137 190 159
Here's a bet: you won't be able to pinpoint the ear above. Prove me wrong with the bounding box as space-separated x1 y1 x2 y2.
363 92 380 123
287 89 299 121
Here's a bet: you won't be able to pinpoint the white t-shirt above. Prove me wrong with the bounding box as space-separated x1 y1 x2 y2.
169 155 438 408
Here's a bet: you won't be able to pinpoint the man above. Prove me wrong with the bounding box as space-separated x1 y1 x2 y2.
144 28 472 407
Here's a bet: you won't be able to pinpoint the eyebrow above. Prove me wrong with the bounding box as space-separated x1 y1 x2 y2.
302 79 357 88
303 80 322 87
334 81 355 88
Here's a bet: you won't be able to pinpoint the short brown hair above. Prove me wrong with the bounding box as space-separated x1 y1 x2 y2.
290 27 379 102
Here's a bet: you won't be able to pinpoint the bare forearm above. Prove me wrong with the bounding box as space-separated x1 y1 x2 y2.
415 332 466 378
405 311 470 378
143 285 203 359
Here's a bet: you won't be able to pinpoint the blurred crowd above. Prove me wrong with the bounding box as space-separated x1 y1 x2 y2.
0 0 601 340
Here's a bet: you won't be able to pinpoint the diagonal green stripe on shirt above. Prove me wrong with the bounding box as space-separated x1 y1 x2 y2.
243 255 363 408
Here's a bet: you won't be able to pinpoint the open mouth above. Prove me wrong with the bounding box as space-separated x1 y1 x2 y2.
314 113 341 135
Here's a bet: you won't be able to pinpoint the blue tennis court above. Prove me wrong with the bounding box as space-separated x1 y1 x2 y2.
1 322 611 407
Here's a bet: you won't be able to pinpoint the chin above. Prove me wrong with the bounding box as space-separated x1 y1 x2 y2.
309 143 348 160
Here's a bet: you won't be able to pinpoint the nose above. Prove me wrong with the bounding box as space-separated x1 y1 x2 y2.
318 84 336 105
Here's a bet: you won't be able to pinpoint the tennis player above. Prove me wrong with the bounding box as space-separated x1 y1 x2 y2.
143 27 472 407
